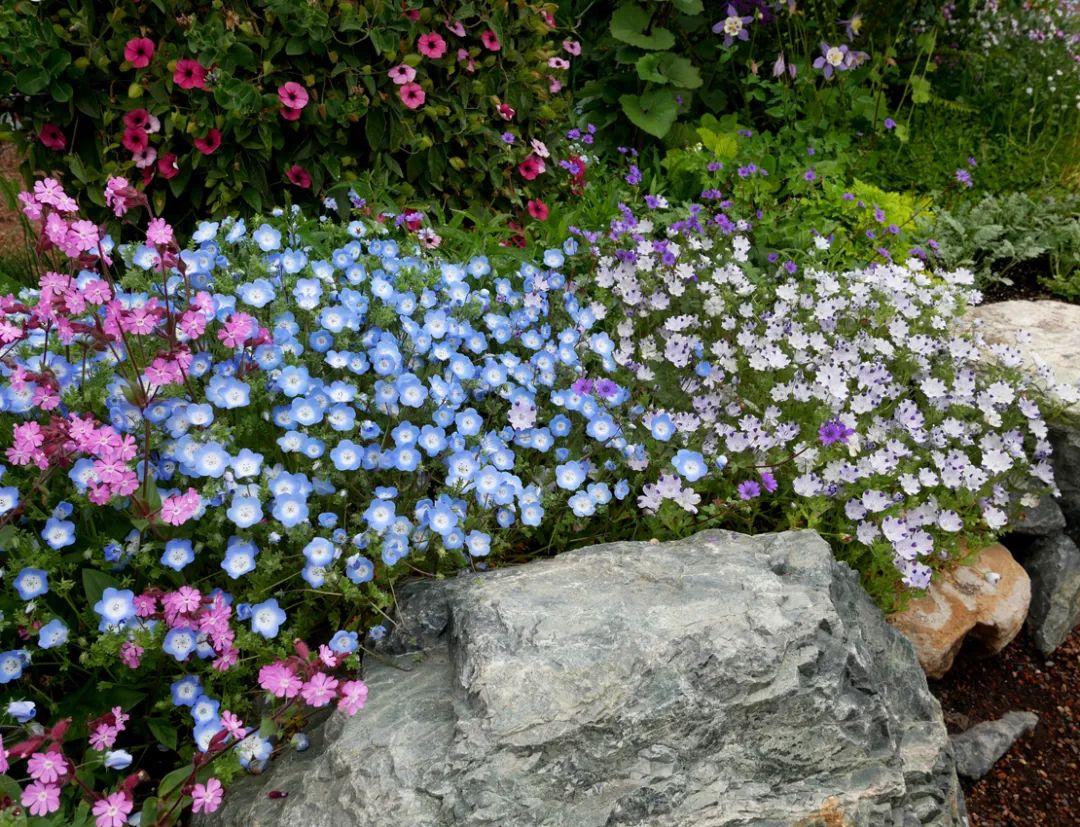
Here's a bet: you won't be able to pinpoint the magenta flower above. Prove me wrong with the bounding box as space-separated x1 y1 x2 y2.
191 778 224 814
278 81 309 110
258 661 302 698
194 128 222 155
173 59 207 90
388 64 417 85
481 29 501 51
38 123 66 151
21 782 60 817
338 679 369 716
417 32 447 59
123 37 155 69
285 164 312 189
399 82 426 110
27 750 67 784
146 217 174 246
301 672 339 707
91 791 133 827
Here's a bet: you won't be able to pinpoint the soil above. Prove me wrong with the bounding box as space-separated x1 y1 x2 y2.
0 142 25 251
930 628 1080 826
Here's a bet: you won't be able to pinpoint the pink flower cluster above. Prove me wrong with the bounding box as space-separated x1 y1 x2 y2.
258 645 369 716
142 588 243 671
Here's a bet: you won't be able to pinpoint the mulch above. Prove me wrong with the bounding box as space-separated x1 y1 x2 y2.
929 628 1080 826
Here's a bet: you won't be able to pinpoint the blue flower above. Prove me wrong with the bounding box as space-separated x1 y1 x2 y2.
222 537 259 579
94 587 136 631
171 675 202 707
555 461 588 491
191 694 221 725
161 539 196 571
363 498 396 533
250 599 287 639
649 413 675 442
346 555 375 584
0 651 27 684
41 517 75 549
7 699 35 720
465 531 491 557
163 627 199 661
329 630 359 654
104 749 134 770
672 449 708 482
253 223 282 251
13 568 48 600
227 494 264 529
38 619 69 649
303 537 336 566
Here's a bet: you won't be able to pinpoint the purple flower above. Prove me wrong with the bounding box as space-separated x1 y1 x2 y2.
501 132 515 144
760 471 778 493
812 43 850 79
955 169 973 188
819 420 855 446
803 168 817 181
883 117 897 130
782 260 797 274
712 5 753 48
737 480 761 500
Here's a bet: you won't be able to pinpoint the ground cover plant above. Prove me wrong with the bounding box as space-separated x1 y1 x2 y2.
0 169 1067 823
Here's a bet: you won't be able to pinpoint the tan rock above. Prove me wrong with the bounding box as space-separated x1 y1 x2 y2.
888 543 1031 678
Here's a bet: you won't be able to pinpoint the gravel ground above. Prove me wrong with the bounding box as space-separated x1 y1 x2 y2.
930 628 1079 826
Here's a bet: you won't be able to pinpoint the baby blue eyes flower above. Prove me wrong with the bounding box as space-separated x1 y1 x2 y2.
555 461 588 491
672 449 708 483
191 694 221 725
253 223 282 251
163 627 198 661
227 495 263 529
0 486 19 515
104 749 133 770
37 619 69 649
6 699 35 720
250 599 287 639
13 567 49 601
303 537 336 566
346 554 375 584
171 675 202 707
222 538 259 579
329 630 359 654
363 498 396 533
465 531 491 557
41 517 75 550
160 539 196 571
94 587 136 632
649 413 675 442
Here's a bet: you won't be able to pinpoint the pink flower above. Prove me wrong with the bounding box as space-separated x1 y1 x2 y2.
278 82 309 110
399 82 426 110
445 19 466 37
0 734 8 774
563 39 582 56
159 488 200 525
122 126 149 154
417 32 447 59
124 38 155 69
89 723 119 751
38 124 66 151
174 59 207 90
21 782 60 817
104 177 135 217
92 791 133 827
191 778 224 814
220 711 246 739
518 154 545 181
258 662 302 698
157 152 179 180
120 641 143 668
301 672 339 707
123 109 151 130
527 199 549 221
146 217 173 246
194 128 222 155
387 64 417 85
132 146 157 169
285 164 312 189
481 30 501 51
337 680 369 716
27 750 67 784
497 103 515 121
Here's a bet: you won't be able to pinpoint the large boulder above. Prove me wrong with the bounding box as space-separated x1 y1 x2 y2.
206 530 964 827
1023 533 1080 654
887 543 1030 678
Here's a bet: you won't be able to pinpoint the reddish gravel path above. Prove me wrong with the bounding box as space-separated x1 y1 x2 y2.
930 628 1079 826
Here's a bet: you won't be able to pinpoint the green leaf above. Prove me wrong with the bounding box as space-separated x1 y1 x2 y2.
82 568 120 606
147 718 178 752
672 0 704 12
610 3 675 50
619 89 678 138
15 66 49 95
158 764 193 800
656 54 701 89
910 76 932 104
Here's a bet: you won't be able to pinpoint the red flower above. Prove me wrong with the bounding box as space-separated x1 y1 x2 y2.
123 109 151 130
157 152 179 180
517 154 545 181
124 38 155 69
417 32 447 59
481 30 501 51
194 128 222 155
122 127 149 154
280 107 302 122
285 164 312 188
173 59 207 91
527 199 549 221
566 153 588 195
497 103 516 121
38 124 66 151
401 1 420 21
398 82 426 110
277 82 309 110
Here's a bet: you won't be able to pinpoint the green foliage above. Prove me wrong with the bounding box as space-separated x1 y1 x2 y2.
927 192 1080 297
0 0 570 226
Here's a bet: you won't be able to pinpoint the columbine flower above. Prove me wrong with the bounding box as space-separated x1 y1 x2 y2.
711 5 752 48
812 43 850 78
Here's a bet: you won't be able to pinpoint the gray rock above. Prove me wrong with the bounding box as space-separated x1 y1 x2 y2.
205 530 964 827
949 712 1039 780
1050 424 1080 528
1009 495 1067 537
1023 533 1080 654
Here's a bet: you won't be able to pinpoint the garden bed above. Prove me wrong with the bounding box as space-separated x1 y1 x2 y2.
931 629 1080 826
